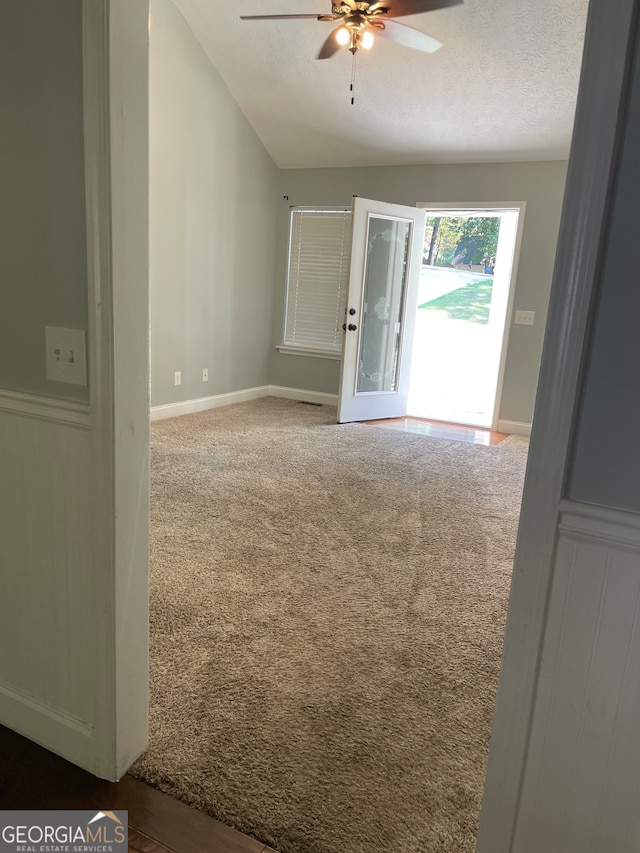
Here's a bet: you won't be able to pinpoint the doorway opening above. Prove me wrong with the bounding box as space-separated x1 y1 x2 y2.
407 205 523 429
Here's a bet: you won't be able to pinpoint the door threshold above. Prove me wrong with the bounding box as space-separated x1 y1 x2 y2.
363 416 510 446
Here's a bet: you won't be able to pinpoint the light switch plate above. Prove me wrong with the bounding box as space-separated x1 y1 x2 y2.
45 326 87 386
515 310 535 326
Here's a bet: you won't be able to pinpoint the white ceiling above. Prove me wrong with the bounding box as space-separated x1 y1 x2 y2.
173 0 589 169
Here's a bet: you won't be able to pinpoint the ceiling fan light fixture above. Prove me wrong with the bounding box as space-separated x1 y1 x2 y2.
244 0 463 61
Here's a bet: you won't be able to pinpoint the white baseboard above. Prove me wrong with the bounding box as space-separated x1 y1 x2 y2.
268 385 338 407
150 385 270 421
0 677 95 777
497 419 531 437
152 389 531 427
0 678 93 739
150 384 338 421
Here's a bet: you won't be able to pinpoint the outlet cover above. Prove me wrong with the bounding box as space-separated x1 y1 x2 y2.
515 310 535 326
45 326 87 386
174 371 181 386
202 368 209 382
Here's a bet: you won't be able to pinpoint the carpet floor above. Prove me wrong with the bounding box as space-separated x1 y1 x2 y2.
130 397 528 853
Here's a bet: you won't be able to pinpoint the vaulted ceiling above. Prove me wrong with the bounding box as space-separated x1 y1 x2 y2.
173 0 589 169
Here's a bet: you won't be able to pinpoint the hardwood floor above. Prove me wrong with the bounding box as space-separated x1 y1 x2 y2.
0 725 276 853
363 416 510 446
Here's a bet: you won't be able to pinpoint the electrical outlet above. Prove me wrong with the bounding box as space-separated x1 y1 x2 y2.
174 371 181 386
515 310 535 326
45 326 87 386
202 368 209 382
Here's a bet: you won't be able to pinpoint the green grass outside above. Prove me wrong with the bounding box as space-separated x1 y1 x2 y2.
419 278 494 325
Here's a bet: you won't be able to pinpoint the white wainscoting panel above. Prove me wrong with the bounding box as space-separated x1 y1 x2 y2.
512 501 640 852
0 403 97 762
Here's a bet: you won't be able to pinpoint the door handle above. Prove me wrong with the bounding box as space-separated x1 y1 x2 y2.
349 308 356 315
348 324 357 331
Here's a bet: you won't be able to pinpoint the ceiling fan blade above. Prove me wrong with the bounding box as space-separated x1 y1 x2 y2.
240 14 326 20
317 26 344 59
372 19 443 52
372 0 462 18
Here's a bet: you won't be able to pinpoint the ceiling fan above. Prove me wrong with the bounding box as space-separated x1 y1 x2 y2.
240 0 462 59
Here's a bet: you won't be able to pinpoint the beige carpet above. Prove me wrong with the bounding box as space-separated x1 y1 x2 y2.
131 397 528 853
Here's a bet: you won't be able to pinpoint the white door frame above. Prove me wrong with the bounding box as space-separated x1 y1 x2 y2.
83 0 150 780
416 202 526 432
477 0 639 848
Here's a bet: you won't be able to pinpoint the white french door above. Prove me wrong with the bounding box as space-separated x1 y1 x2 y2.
337 197 426 423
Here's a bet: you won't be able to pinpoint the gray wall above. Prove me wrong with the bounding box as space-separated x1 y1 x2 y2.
150 0 278 408
568 37 640 511
0 0 88 401
271 161 568 425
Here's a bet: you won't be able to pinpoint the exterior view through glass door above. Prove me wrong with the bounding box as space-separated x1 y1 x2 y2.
408 206 523 429
337 198 426 423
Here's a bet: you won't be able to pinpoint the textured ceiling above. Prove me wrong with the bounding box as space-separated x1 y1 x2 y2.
173 0 589 169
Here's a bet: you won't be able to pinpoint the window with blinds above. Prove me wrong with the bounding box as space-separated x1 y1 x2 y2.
283 208 352 355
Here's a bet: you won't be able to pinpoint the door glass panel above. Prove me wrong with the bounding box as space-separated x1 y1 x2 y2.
357 216 411 394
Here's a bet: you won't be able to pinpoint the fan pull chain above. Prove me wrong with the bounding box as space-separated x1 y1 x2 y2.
350 52 357 105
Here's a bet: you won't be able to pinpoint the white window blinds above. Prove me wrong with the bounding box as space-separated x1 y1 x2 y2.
283 208 352 355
